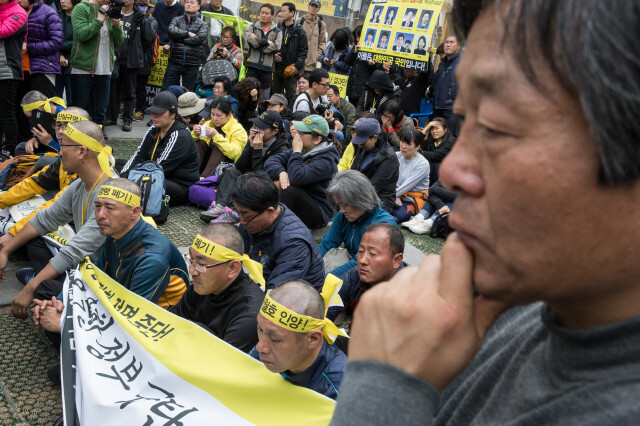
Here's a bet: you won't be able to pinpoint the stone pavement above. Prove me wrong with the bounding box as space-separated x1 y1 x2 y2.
103 115 151 140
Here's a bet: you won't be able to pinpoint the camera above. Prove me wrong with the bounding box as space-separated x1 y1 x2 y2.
107 0 124 19
315 102 331 116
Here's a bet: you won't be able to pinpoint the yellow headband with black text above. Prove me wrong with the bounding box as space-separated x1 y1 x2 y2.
259 274 349 344
21 97 66 113
56 111 88 123
191 234 266 290
63 123 113 177
97 185 141 207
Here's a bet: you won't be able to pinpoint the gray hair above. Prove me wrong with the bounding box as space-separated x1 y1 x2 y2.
326 170 381 212
452 0 640 184
270 280 325 320
21 90 47 106
199 223 244 254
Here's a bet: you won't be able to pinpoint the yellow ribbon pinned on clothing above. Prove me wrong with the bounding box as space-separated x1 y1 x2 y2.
191 234 266 290
63 123 113 177
56 112 88 123
21 97 67 113
259 274 349 344
97 185 141 207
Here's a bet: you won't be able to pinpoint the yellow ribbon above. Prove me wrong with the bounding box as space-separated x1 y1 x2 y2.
21 97 66 113
259 274 349 344
191 234 266 290
56 112 88 123
63 123 113 177
97 185 141 207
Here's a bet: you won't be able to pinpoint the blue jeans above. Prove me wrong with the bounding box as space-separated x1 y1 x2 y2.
419 201 454 220
161 62 199 92
71 74 110 125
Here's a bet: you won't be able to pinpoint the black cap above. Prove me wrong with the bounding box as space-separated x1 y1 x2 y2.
149 91 178 114
250 110 283 130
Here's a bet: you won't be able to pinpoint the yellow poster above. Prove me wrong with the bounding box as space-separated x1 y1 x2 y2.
329 73 348 98
147 49 169 87
251 0 348 18
359 0 444 71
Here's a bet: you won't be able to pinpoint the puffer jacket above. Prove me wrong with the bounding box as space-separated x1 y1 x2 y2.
250 341 347 400
0 0 27 80
167 13 207 66
264 142 340 224
244 20 282 72
275 21 307 73
351 135 399 212
297 13 326 72
26 2 63 75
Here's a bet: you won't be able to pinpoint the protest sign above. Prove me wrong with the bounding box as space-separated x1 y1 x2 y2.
147 49 169 87
251 0 348 18
359 0 444 70
60 259 336 425
329 73 348 98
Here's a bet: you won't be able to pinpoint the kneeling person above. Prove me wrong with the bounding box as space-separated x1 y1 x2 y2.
251 279 348 399
95 178 188 308
169 224 266 353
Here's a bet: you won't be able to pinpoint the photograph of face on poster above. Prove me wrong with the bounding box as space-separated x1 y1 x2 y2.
383 7 398 26
401 8 417 28
370 5 383 24
377 30 391 49
392 32 414 53
418 9 434 30
363 28 377 48
414 35 428 55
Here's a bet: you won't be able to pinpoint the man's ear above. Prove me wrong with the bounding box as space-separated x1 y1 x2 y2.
227 259 242 280
306 329 324 350
392 252 403 270
131 205 142 221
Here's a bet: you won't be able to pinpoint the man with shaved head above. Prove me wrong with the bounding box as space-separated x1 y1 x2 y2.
251 279 347 399
331 0 640 424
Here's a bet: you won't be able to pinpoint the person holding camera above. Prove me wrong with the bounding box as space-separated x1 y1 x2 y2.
69 0 124 137
208 26 242 71
161 0 207 91
292 68 329 114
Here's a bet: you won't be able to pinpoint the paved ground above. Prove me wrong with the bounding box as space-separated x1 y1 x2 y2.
103 115 150 140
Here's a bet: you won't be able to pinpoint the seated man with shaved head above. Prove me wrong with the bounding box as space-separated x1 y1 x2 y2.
169 223 265 353
251 279 348 399
0 120 112 320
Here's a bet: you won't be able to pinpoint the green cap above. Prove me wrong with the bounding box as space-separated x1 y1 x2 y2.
292 114 329 137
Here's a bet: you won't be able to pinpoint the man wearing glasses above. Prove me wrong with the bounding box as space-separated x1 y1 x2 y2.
169 222 265 353
292 68 331 114
231 172 325 292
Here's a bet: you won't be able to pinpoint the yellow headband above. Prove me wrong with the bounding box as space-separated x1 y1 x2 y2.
63 123 113 177
191 235 266 290
259 274 349 344
97 185 141 207
56 112 88 123
22 97 66 113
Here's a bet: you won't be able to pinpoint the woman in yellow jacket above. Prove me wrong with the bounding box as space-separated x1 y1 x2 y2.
192 97 248 177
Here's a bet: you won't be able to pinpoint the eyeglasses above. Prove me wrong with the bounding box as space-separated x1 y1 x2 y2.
239 209 265 225
183 253 230 274
54 123 67 129
317 82 330 88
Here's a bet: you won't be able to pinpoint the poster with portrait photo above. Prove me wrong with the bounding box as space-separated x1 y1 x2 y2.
413 35 429 56
377 30 391 50
369 5 383 24
401 8 418 28
417 9 434 30
363 28 378 49
383 7 398 26
392 32 414 53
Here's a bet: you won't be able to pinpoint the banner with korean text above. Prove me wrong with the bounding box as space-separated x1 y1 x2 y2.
60 260 335 425
359 0 444 71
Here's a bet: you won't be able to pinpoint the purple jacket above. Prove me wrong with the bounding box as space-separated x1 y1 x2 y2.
26 2 62 75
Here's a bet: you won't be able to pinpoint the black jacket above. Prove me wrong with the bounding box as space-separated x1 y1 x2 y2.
351 136 399 212
121 120 201 189
168 13 208 66
235 136 289 174
421 131 455 163
394 66 433 116
356 86 402 116
118 9 155 69
169 271 264 353
154 0 184 45
344 48 377 103
275 21 308 72
432 52 461 110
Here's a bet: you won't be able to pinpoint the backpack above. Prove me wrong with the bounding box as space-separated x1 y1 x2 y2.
429 212 453 239
126 161 170 224
299 16 324 35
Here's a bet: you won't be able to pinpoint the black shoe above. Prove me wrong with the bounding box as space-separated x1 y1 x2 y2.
146 119 153 127
47 362 61 386
103 118 117 126
102 127 108 140
122 120 132 132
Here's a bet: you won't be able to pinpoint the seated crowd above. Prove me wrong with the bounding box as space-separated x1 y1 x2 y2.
0 0 462 411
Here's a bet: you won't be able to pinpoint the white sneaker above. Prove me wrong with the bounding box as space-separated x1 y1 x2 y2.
408 221 432 235
401 216 422 228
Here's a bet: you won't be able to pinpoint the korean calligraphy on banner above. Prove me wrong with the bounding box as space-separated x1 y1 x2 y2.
251 0 348 18
329 72 348 98
60 260 336 426
359 0 444 70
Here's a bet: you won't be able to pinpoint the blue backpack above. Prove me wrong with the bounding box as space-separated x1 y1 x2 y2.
126 161 170 224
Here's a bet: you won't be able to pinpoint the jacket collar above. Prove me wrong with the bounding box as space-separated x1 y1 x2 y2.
112 218 146 251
